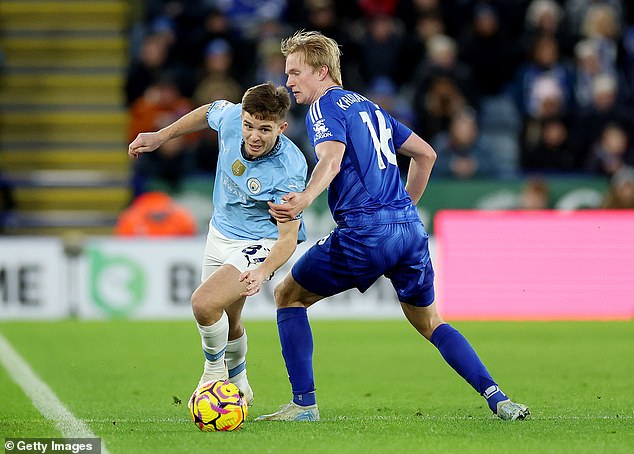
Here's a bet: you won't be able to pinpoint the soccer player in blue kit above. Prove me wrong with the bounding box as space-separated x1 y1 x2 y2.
259 31 530 421
128 83 307 406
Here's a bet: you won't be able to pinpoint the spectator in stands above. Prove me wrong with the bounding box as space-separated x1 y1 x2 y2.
128 75 197 193
512 33 575 119
517 70 583 173
578 4 621 72
585 123 634 176
128 74 193 141
185 6 255 88
192 38 243 108
253 38 287 87
519 177 551 209
356 14 408 87
411 34 473 140
522 0 574 58
565 0 624 42
399 11 446 84
115 191 197 236
570 73 634 163
413 34 477 109
125 33 172 106
396 0 443 31
412 73 467 140
212 0 288 40
521 113 577 172
573 38 615 109
458 3 519 97
602 165 634 208
431 106 498 179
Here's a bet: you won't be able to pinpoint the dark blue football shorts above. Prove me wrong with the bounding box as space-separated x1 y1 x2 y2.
291 220 435 307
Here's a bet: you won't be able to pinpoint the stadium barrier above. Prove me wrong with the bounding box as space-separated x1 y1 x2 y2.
0 235 405 320
1 210 631 321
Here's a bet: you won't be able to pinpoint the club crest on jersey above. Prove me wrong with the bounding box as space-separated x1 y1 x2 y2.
232 160 246 176
313 119 332 140
247 177 261 194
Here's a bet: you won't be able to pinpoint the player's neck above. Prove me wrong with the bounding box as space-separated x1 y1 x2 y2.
315 84 342 100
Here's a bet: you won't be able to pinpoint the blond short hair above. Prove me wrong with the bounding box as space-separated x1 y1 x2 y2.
281 30 343 86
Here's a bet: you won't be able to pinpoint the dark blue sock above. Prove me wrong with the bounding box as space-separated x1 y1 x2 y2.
277 307 316 407
430 323 507 413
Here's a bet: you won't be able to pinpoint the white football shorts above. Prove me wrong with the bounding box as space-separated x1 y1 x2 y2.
201 225 276 282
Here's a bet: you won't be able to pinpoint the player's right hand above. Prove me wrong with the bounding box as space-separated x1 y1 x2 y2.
268 192 307 223
128 132 163 158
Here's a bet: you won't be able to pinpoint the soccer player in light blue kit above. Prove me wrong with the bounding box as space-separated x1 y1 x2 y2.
128 83 307 407
259 31 529 421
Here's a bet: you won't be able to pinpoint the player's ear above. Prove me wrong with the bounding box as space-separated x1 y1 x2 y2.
318 65 329 81
278 121 289 134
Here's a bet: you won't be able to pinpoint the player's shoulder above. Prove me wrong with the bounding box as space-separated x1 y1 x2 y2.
208 99 238 113
276 135 308 173
206 100 240 127
313 88 373 119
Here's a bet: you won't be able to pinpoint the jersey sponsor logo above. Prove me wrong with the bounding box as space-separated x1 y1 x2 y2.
247 177 262 194
232 159 246 176
222 173 247 202
309 100 332 140
313 118 332 140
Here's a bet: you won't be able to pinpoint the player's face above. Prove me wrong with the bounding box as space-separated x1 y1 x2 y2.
285 52 322 105
241 111 288 159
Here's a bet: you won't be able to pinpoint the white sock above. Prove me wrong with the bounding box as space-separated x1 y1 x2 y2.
197 312 229 380
226 331 248 385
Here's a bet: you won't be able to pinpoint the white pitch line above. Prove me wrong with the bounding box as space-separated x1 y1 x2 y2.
0 332 109 454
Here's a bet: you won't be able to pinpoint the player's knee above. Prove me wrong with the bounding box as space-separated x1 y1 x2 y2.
402 303 444 340
191 288 214 323
421 320 443 340
273 281 291 308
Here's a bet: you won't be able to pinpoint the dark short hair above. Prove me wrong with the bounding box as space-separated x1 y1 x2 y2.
241 82 290 122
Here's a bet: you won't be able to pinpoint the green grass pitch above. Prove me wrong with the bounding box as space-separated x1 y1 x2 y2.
1 319 632 453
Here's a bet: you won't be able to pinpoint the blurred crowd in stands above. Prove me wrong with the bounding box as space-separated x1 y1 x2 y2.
126 0 634 204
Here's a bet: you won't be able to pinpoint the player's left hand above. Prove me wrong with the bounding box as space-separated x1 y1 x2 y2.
239 268 267 297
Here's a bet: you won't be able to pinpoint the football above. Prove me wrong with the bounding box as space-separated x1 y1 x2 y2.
189 380 248 431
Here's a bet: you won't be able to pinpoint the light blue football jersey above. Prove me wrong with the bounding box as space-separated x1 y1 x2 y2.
305 87 418 226
206 100 307 241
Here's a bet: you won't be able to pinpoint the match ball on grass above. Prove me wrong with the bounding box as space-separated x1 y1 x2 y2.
189 380 248 431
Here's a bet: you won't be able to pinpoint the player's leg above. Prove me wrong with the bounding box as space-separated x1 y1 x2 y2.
390 222 529 420
256 272 322 421
224 298 254 405
192 264 247 387
258 228 381 421
401 302 529 420
219 239 275 402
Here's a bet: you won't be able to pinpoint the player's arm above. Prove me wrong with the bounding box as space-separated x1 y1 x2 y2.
268 140 345 222
397 132 437 205
128 103 211 158
240 219 301 296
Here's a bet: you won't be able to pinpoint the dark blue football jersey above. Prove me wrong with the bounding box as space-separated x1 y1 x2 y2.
305 87 419 226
